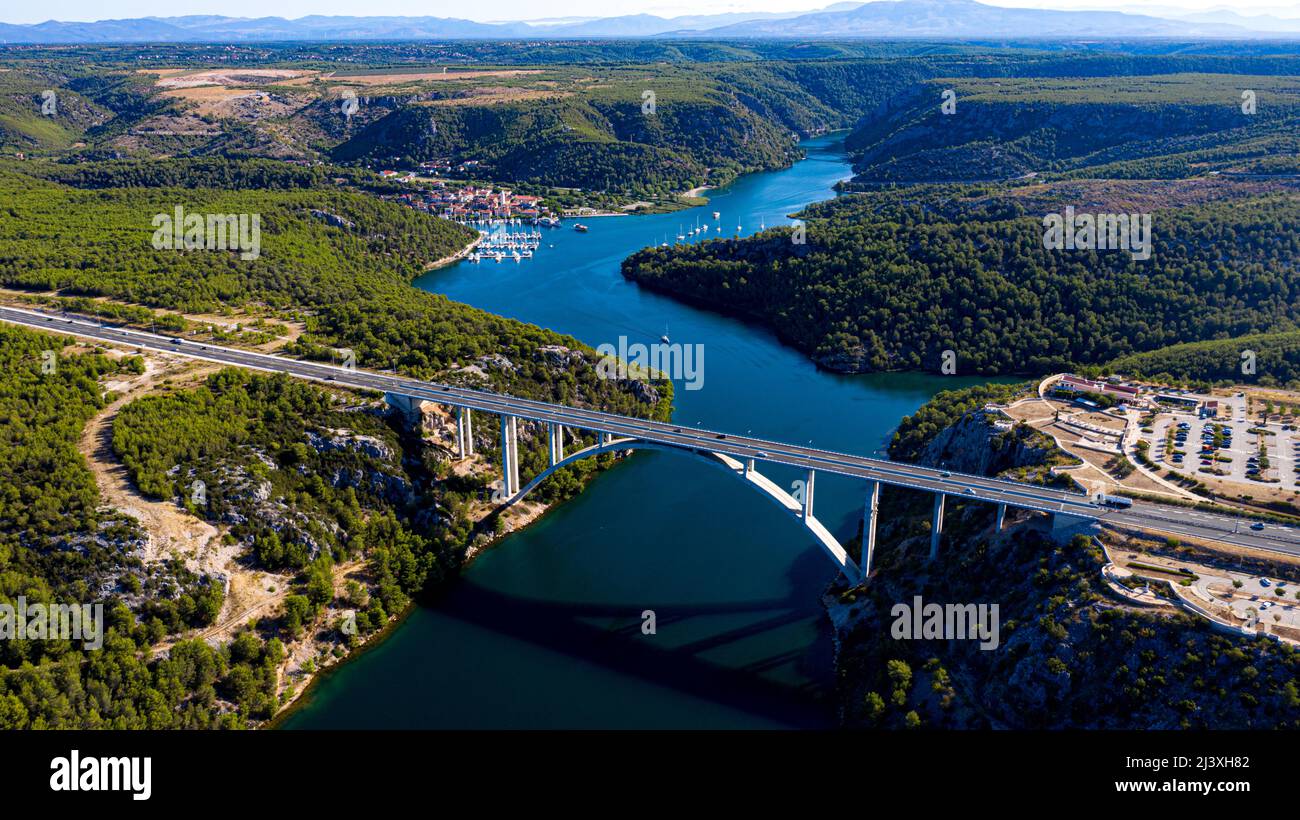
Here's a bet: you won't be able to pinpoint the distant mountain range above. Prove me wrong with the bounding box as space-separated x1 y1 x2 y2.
1 0 1296 44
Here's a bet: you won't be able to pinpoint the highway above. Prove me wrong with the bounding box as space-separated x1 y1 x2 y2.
7 303 1300 558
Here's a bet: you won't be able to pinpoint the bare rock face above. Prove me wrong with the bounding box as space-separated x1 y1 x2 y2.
916 408 1052 477
477 353 518 374
309 209 357 230
307 429 394 461
626 379 660 405
331 467 414 505
536 345 585 369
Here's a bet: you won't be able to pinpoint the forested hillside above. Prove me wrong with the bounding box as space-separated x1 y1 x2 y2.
835 526 1300 729
8 46 1300 204
845 74 1300 183
0 325 287 728
330 85 798 197
622 185 1300 375
1104 330 1300 389
0 153 671 727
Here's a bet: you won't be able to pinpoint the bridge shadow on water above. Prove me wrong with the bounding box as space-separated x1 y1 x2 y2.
433 545 838 728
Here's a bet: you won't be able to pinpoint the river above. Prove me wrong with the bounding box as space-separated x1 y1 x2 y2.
280 133 997 729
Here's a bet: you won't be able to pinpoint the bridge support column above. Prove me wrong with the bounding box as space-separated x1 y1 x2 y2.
1051 511 1096 543
803 469 815 520
861 480 880 580
599 431 610 448
500 414 519 497
996 502 1007 532
385 392 429 433
455 407 468 459
462 407 474 456
930 493 945 560
744 458 755 476
548 422 564 467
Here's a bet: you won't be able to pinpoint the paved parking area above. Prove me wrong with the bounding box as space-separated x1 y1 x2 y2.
1203 573 1300 631
1141 394 1300 491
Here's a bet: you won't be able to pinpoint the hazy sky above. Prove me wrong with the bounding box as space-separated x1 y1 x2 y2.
4 0 1297 26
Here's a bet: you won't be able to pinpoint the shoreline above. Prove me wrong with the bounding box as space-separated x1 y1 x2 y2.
270 133 843 729
269 452 641 728
424 234 484 271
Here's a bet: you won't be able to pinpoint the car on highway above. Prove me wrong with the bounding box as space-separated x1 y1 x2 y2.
755 451 768 458
965 487 976 495
1252 522 1266 531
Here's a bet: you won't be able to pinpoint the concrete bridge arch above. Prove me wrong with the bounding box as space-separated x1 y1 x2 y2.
505 434 864 585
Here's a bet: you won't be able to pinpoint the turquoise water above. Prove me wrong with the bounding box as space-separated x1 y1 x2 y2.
282 134 995 729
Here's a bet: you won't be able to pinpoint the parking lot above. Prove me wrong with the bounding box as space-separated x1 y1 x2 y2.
1204 573 1300 634
1141 393 1300 491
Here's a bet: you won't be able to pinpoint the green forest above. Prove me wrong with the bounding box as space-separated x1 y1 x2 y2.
623 187 1300 377
0 153 670 728
845 74 1300 183
0 325 284 728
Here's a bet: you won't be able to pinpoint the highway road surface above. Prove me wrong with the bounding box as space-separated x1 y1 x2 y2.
6 304 1300 558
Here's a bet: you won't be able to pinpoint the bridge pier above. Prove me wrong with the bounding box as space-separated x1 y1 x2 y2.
930 493 945 559
1051 511 1096 543
996 502 1006 532
500 414 519 497
861 480 880 579
744 458 755 476
384 392 431 432
803 469 816 519
456 406 476 459
548 422 565 467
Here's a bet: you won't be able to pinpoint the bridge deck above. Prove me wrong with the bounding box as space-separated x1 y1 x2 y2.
5 305 1300 558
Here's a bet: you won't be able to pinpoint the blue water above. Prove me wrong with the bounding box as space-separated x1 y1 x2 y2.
281 134 996 729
